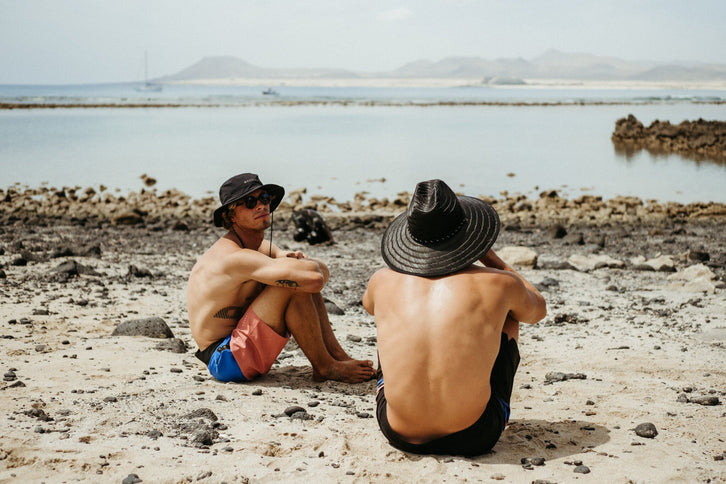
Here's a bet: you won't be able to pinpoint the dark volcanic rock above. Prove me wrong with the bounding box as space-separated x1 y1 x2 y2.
184 408 218 421
155 338 188 353
612 115 726 162
545 372 587 383
112 317 174 339
324 299 345 315
634 422 658 438
50 260 101 277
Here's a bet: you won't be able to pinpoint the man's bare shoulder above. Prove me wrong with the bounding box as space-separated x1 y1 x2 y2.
368 267 395 281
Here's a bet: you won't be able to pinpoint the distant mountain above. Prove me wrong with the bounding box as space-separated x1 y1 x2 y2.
161 51 726 82
160 56 359 81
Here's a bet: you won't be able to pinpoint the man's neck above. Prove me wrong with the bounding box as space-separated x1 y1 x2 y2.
230 226 264 251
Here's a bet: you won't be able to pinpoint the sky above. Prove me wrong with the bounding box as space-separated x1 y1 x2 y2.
1 0 725 85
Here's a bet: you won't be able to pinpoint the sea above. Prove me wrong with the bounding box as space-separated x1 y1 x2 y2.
1 82 725 204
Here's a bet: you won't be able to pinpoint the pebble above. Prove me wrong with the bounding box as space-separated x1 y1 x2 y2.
574 465 591 474
634 422 658 438
291 411 313 420
689 396 720 406
521 456 546 466
284 406 306 416
545 371 587 383
122 474 142 484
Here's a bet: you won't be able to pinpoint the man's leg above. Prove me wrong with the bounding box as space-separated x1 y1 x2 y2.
311 293 354 361
250 287 374 383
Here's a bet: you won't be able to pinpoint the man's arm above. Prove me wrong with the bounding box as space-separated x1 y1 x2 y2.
480 249 546 324
228 249 330 293
362 270 380 315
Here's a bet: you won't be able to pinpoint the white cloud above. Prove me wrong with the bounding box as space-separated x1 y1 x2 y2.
377 7 413 22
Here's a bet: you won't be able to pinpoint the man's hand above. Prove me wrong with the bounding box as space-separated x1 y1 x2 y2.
479 249 506 270
285 251 306 259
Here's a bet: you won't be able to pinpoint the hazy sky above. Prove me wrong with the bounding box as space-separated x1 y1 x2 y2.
2 0 725 84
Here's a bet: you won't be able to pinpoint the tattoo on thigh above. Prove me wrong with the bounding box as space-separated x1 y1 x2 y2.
214 306 245 320
275 279 299 288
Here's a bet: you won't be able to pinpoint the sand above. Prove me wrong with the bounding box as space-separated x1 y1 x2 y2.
1 193 725 483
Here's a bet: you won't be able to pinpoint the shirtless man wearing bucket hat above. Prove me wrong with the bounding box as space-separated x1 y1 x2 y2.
187 173 375 383
363 179 546 455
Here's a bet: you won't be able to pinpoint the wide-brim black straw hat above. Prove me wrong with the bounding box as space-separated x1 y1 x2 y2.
381 179 500 277
213 173 285 227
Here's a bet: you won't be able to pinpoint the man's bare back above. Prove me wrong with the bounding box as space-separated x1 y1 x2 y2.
364 259 542 441
363 178 546 455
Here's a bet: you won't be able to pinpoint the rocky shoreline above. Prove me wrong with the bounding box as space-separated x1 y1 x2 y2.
612 115 726 163
3 183 726 230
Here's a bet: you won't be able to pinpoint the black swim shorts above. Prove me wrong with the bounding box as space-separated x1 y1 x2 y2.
375 332 520 456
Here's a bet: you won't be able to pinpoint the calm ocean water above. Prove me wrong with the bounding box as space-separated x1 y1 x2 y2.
1 83 725 204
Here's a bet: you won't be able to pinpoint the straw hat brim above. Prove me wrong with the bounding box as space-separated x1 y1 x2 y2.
381 196 500 277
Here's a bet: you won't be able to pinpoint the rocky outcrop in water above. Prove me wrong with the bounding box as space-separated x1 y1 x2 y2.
612 115 726 163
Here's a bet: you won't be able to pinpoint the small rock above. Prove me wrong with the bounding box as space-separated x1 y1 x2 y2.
574 465 591 474
324 300 345 315
284 406 306 416
498 246 538 268
112 317 174 339
545 372 587 383
547 225 567 239
689 395 720 406
521 456 546 466
122 474 143 484
634 422 658 438
291 411 313 420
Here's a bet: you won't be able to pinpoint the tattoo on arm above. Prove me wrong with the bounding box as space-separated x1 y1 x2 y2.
213 306 246 320
275 279 299 288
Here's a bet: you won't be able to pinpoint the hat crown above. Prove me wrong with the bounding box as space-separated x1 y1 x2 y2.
219 173 262 205
407 179 466 244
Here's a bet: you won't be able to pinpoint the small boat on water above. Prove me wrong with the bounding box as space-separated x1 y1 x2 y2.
136 51 163 92
262 88 279 96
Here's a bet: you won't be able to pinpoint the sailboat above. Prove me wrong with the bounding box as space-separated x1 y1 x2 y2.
136 51 162 92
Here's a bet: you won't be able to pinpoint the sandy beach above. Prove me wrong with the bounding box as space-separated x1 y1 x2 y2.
1 187 725 483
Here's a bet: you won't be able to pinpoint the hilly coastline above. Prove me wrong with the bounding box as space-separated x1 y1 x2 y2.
159 49 726 84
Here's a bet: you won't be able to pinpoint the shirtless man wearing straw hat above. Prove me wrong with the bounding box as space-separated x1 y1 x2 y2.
187 173 375 383
363 179 546 455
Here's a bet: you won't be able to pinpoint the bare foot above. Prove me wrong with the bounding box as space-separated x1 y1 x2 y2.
313 359 375 383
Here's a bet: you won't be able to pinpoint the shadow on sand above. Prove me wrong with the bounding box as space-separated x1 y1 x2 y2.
398 418 610 464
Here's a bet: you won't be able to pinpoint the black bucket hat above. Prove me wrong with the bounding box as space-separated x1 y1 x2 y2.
381 179 500 277
213 173 285 227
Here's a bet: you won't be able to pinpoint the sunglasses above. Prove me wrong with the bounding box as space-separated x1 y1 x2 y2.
241 191 272 209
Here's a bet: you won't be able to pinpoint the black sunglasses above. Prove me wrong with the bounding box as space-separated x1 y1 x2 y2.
241 191 272 209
